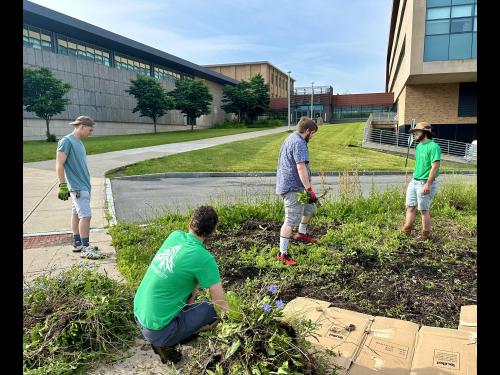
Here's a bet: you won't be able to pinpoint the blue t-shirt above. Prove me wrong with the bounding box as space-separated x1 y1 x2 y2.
57 134 91 192
276 132 311 195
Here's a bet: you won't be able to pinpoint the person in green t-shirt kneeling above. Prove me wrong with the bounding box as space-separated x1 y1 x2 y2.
134 206 228 364
402 121 441 241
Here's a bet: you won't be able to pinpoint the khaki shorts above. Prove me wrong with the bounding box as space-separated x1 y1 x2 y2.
281 191 317 227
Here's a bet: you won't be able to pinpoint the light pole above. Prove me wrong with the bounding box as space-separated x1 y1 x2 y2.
287 71 291 130
310 82 314 119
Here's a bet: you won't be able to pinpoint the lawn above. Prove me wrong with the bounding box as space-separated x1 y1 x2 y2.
106 122 473 177
23 127 275 163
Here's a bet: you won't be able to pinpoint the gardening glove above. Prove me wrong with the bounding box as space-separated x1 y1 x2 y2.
58 182 70 201
306 187 318 204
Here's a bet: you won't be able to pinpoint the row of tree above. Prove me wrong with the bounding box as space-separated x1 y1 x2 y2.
23 67 270 141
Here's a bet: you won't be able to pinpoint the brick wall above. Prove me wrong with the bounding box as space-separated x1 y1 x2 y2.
403 83 477 125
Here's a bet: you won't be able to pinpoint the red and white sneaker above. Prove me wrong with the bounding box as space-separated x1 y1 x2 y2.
293 233 317 244
276 253 298 266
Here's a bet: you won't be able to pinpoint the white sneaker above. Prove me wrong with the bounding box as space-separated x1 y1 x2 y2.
80 246 104 259
72 244 84 252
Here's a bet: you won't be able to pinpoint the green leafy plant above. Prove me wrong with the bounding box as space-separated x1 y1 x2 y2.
170 78 213 130
23 265 137 374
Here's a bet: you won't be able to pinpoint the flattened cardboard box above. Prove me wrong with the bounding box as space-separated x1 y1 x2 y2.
457 305 477 334
410 326 476 375
281 297 331 324
313 306 374 370
348 316 419 375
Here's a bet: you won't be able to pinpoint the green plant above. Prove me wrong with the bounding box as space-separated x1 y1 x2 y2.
23 265 137 374
170 78 213 130
211 120 246 129
46 132 57 143
23 67 71 142
184 279 336 374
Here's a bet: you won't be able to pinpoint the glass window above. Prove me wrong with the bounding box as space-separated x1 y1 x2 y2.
451 5 473 17
427 7 450 19
58 39 68 55
41 33 52 49
473 17 477 31
471 33 476 59
424 34 449 60
449 33 473 59
426 19 450 34
451 0 474 4
23 28 29 45
67 41 77 56
28 30 41 49
428 0 451 6
451 18 473 32
474 4 477 15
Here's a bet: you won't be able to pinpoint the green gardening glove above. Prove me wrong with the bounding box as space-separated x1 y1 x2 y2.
58 182 70 200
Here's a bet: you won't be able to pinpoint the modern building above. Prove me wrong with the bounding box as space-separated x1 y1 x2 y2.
23 0 238 140
269 87 393 124
387 0 477 142
204 62 295 99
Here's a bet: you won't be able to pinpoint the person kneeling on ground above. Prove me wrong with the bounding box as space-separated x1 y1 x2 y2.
275 116 319 266
133 206 228 364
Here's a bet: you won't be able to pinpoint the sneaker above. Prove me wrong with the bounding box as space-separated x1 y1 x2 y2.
80 246 104 259
72 244 84 252
151 345 182 364
276 252 298 266
293 233 317 244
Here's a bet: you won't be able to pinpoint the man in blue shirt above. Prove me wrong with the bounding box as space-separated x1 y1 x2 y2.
275 117 319 266
55 115 103 259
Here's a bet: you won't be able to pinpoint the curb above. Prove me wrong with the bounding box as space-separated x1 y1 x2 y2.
105 178 117 226
23 228 106 238
110 170 477 180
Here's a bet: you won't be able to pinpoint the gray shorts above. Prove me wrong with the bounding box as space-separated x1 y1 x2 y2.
135 301 218 347
406 179 439 211
71 190 92 218
281 191 317 227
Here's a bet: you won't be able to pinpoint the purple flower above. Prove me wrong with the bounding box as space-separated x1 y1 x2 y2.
262 304 272 313
23 287 30 293
275 300 285 310
267 284 277 294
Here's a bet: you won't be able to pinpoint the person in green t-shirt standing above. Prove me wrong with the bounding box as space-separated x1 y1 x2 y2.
134 206 228 364
402 121 441 241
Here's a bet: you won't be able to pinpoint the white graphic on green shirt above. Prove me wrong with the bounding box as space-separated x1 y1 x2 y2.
152 245 181 274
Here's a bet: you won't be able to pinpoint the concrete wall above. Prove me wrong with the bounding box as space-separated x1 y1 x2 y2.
403 83 476 125
23 46 231 140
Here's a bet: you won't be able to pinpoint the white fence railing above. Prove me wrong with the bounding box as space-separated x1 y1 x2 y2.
371 112 398 121
363 127 476 161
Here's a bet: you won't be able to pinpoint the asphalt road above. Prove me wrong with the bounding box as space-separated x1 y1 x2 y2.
110 173 476 224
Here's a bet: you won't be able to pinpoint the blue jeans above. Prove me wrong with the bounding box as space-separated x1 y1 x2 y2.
406 178 439 211
135 301 218 347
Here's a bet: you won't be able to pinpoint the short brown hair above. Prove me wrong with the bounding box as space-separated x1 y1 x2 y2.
296 116 318 134
69 115 95 127
189 206 218 237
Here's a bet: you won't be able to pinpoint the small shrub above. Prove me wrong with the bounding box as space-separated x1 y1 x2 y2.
23 265 137 374
211 120 246 129
46 132 57 142
246 118 283 128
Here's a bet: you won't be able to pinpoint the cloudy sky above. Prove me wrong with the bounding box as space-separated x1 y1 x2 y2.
30 0 393 93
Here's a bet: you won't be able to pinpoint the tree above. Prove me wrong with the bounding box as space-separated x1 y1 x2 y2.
23 67 71 142
221 74 270 123
170 79 213 131
125 75 174 134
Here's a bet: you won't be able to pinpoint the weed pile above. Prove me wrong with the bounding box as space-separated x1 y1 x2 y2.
23 265 137 375
183 279 336 375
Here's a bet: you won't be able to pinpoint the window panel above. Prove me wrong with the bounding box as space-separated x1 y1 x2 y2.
427 7 450 19
471 32 476 58
424 34 449 61
426 19 450 34
451 5 473 17
452 0 474 4
449 32 472 59
474 4 476 15
473 17 477 31
451 18 473 33
427 0 451 6
58 39 67 47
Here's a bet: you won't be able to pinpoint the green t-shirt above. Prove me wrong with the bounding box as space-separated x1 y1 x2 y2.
413 140 441 180
134 230 221 330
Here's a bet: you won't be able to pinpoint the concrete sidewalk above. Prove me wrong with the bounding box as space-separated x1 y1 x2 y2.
23 126 288 282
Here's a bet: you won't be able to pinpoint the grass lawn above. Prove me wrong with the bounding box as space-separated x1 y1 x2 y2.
23 127 275 163
106 122 473 177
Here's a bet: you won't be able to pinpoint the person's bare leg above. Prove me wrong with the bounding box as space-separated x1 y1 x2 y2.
280 223 293 238
79 217 91 243
419 211 431 240
300 213 312 225
403 206 417 234
71 213 80 235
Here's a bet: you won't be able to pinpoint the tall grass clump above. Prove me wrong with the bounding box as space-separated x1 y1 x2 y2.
23 265 137 375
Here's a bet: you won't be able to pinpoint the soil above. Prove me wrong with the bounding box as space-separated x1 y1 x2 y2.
206 219 477 328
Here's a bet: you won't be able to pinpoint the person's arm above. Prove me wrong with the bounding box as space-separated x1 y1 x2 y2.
186 285 200 304
423 161 440 194
55 151 67 184
296 162 312 190
209 281 228 312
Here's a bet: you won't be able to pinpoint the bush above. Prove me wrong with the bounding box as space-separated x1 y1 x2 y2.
211 120 246 129
246 118 283 128
183 279 336 374
23 265 137 374
46 132 57 142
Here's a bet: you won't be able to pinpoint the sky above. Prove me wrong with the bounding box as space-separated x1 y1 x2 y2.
30 0 393 94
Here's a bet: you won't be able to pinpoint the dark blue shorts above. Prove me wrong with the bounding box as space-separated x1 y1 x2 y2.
135 301 218 347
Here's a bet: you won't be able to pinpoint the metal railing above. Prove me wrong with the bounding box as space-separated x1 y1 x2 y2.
363 127 477 161
371 112 398 121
